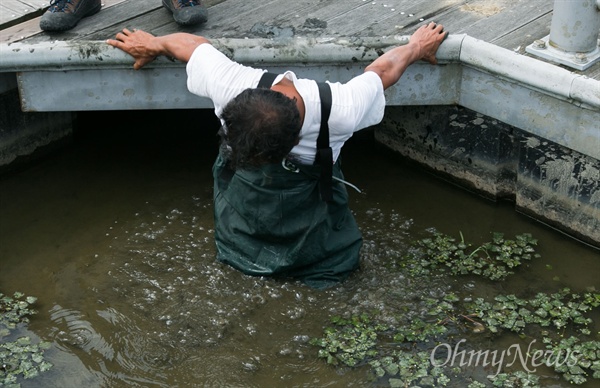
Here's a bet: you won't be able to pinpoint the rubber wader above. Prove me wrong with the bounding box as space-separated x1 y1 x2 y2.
212 74 362 289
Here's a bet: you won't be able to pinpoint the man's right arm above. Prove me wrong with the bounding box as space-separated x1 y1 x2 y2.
107 29 210 70
365 22 448 90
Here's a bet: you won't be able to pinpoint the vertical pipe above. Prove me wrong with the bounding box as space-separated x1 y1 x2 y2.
548 0 600 53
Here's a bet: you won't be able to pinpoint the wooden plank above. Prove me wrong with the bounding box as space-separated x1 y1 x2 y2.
0 0 44 30
153 0 460 38
81 5 172 41
298 0 436 36
1 0 43 14
74 0 231 40
155 0 285 36
586 63 600 80
494 12 551 52
24 0 164 43
457 0 553 43
13 0 47 7
0 0 127 43
3 0 228 43
332 0 466 36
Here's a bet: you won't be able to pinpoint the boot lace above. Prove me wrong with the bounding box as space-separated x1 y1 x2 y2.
177 0 201 7
48 0 75 13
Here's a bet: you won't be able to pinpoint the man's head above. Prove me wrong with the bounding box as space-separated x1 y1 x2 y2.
219 88 301 170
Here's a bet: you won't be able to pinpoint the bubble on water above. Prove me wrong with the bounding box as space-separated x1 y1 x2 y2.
245 324 257 336
285 307 305 320
143 289 157 302
242 361 258 371
292 335 309 343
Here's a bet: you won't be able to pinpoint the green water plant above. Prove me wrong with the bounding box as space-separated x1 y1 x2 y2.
488 371 541 387
1 291 52 386
0 292 37 329
369 350 454 387
310 313 387 367
542 336 600 385
412 232 540 280
312 291 600 386
470 288 599 335
310 231 600 387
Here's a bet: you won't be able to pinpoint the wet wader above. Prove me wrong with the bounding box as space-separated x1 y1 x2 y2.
212 73 361 289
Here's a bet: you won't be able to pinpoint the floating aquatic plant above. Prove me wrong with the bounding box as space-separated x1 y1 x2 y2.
542 336 600 385
470 288 599 335
0 292 37 329
1 291 53 386
487 371 541 387
410 232 540 280
310 231 600 387
369 350 454 387
309 313 387 367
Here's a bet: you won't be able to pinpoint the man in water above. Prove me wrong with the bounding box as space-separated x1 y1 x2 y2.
40 0 207 31
107 22 448 288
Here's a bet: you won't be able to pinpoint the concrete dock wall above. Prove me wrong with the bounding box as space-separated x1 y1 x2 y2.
0 83 73 171
376 105 600 247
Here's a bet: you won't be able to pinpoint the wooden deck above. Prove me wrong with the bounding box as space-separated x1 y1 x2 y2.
0 0 48 29
1 0 599 79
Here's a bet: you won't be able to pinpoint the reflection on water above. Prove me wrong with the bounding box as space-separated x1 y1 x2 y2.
0 110 598 387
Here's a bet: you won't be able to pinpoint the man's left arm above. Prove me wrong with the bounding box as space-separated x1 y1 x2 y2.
107 29 210 70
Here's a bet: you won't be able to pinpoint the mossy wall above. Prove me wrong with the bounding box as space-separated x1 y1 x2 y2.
0 88 73 172
376 105 600 248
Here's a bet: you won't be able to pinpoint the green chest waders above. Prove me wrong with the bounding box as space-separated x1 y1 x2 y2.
212 73 361 289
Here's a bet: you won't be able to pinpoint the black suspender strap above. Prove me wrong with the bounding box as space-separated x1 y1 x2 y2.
257 72 334 202
314 82 333 202
257 72 278 88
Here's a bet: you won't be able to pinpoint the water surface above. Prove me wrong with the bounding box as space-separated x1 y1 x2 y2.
1 110 598 387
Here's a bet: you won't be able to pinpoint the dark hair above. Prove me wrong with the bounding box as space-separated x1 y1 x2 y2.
219 88 301 170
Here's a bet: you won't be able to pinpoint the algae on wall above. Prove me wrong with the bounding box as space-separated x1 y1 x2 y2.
376 105 600 247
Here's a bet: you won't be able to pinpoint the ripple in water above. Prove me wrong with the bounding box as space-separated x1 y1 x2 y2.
49 193 451 386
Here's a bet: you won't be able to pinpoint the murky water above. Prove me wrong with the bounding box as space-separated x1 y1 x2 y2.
1 110 598 387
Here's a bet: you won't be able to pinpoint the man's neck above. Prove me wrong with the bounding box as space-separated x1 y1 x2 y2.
271 78 306 125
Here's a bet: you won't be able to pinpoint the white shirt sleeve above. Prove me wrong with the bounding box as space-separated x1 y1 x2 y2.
328 71 386 137
186 44 265 116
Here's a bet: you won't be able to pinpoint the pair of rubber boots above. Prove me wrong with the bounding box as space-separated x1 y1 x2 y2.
40 0 207 32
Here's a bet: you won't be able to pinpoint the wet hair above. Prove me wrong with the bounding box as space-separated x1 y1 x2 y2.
219 88 301 170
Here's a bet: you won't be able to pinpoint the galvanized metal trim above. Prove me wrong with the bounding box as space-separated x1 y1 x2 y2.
459 35 600 110
1 34 598 109
2 34 599 159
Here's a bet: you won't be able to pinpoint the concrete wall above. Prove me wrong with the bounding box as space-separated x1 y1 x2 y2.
376 105 600 247
0 82 73 172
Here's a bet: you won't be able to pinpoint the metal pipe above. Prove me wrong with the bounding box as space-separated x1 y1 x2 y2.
549 0 600 53
527 0 600 70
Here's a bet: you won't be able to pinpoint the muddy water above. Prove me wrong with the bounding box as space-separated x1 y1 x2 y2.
1 110 598 387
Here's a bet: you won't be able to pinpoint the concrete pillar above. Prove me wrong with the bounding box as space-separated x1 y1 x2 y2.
549 0 600 53
526 0 600 70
